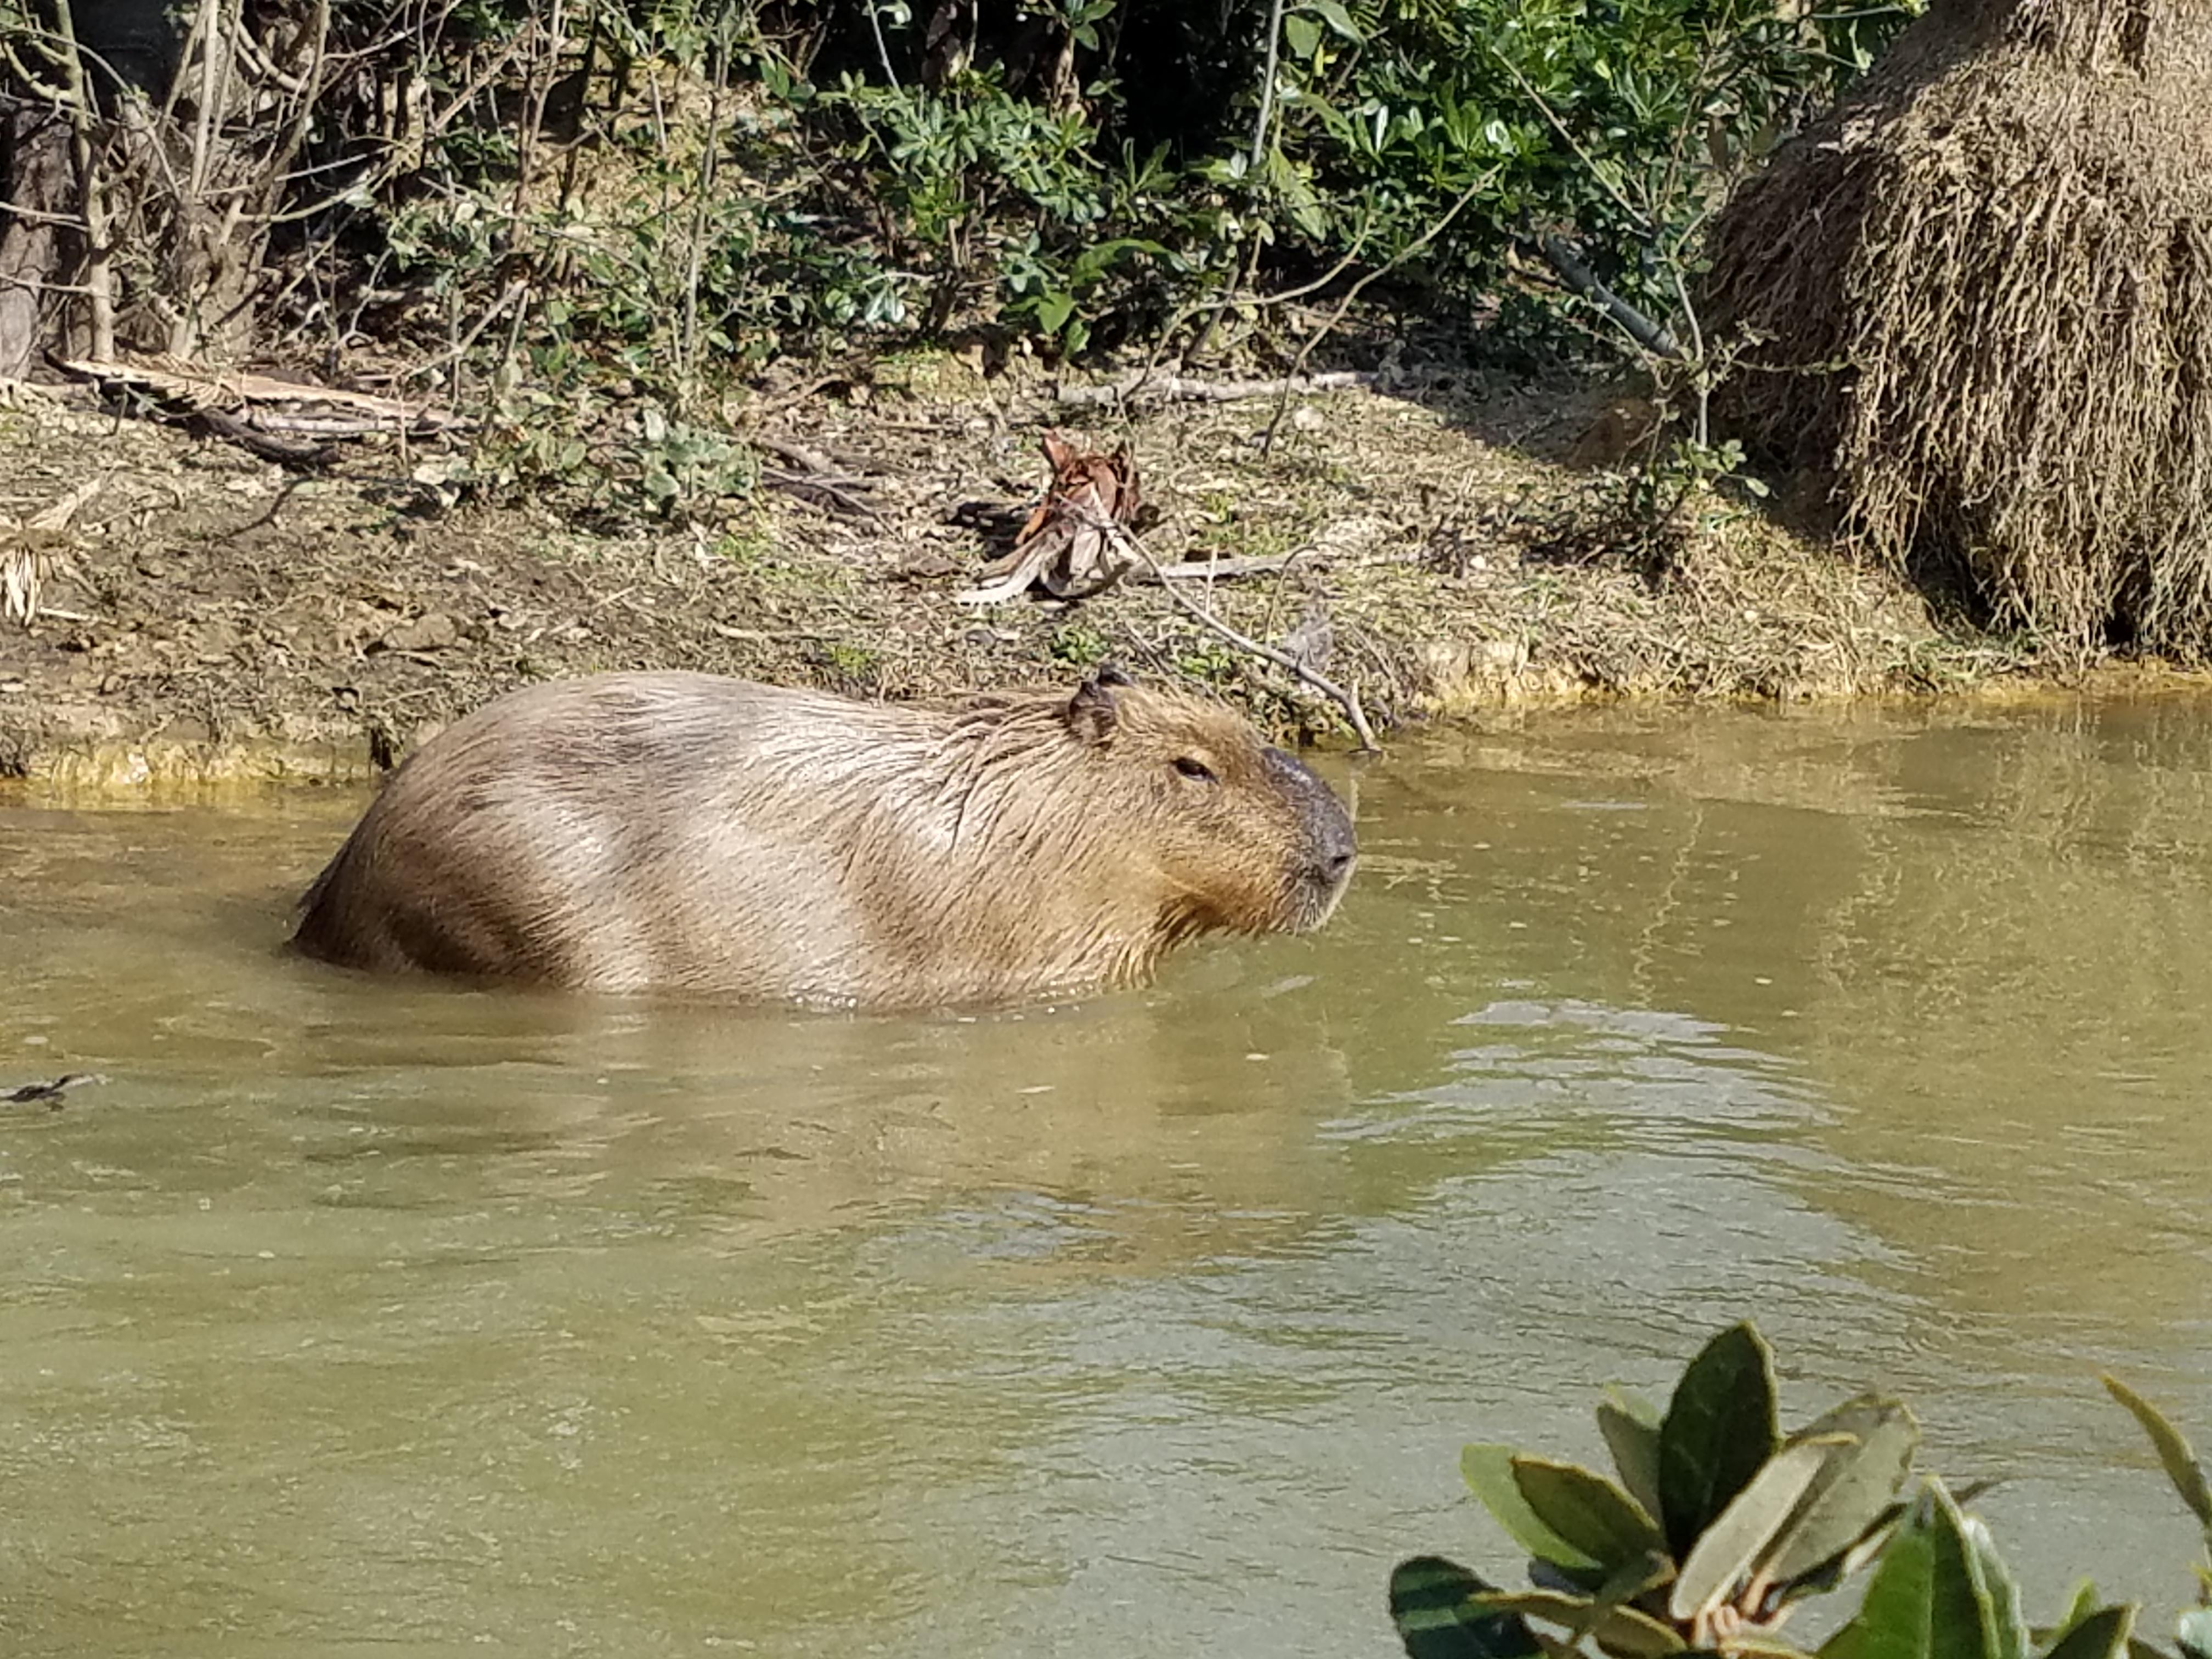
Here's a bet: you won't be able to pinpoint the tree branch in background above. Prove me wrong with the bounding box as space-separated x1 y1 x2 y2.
1249 0 1288 166
1533 233 1682 360
1259 168 1497 453
49 0 115 362
867 1 901 89
1054 369 1438 409
1064 500 1381 752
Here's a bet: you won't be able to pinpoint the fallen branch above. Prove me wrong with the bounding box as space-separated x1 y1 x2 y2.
754 432 861 475
1139 551 1304 582
58 356 469 435
187 406 336 467
761 466 882 522
1053 369 1432 410
752 433 883 520
3 475 104 625
1066 500 1381 752
4 1071 105 1107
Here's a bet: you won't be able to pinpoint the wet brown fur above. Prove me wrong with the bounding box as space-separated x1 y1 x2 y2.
289 671 1358 1008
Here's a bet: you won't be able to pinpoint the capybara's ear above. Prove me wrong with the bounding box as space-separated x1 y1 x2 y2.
1093 662 1137 689
1066 675 1121 746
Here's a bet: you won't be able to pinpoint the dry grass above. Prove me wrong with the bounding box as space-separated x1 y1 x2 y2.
0 363 2033 793
1702 0 2212 661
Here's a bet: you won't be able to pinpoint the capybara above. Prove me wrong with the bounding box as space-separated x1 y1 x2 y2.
289 669 1357 1008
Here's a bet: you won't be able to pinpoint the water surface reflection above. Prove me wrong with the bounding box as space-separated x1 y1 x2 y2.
2 695 2208 1655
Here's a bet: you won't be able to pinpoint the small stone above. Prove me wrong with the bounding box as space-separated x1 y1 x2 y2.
381 611 461 652
900 551 964 581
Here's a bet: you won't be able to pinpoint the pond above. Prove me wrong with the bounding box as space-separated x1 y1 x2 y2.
2 693 2209 1657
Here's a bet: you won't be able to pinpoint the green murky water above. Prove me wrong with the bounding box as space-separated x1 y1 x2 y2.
3 695 2210 1656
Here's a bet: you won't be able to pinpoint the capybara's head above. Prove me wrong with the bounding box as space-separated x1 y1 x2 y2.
1059 668 1357 936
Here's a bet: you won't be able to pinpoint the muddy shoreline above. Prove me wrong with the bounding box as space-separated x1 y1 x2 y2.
0 364 2156 802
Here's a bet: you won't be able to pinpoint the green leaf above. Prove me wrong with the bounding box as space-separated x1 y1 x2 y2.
1033 290 1076 334
1660 1322 1780 1560
1299 0 1363 41
1669 1436 1840 1622
1967 1504 2029 1659
1594 1549 1675 1609
1818 1481 2026 1659
2178 1607 2212 1659
1283 12 1321 59
2042 1578 2103 1643
1388 1556 1543 1659
1470 1591 1688 1657
1765 1398 1921 1588
1512 1457 1667 1571
1599 1389 1666 1523
1776 1503 1908 1608
2103 1376 2212 1527
1462 1445 1603 1578
2040 1606 2135 1659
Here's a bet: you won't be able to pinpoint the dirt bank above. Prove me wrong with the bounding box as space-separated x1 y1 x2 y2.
0 363 2046 799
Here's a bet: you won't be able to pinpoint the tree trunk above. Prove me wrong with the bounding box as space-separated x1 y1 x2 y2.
0 109 77 379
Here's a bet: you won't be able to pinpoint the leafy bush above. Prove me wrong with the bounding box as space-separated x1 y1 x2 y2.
812 68 1229 353
1271 0 1921 333
0 0 1926 519
1390 1322 2212 1659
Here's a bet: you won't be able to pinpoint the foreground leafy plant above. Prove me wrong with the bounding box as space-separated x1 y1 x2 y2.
1392 1322 1919 1655
1392 1326 2212 1659
2101 1375 2212 1659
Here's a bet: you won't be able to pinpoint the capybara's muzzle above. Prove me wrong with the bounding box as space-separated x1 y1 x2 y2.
1263 745 1358 930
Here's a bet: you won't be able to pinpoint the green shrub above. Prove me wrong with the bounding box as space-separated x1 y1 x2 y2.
1390 1322 2212 1659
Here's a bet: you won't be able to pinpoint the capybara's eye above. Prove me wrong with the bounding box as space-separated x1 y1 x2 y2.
1172 756 1217 783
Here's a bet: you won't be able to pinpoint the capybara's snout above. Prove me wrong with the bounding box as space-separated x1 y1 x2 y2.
1263 744 1358 930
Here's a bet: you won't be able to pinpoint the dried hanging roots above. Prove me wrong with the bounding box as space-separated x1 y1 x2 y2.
1701 0 2212 658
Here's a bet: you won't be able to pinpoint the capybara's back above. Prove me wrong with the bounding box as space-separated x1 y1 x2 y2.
290 670 1356 1008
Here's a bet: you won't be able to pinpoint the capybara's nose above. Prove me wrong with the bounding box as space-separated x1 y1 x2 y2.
1321 827 1357 882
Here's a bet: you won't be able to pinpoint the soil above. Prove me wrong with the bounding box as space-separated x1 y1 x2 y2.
0 359 2058 799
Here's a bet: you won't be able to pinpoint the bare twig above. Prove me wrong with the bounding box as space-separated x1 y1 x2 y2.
413 278 529 379
1249 0 1287 166
866 1 901 89
1492 49 1656 239
1066 501 1380 751
1259 168 1495 453
678 8 732 392
49 0 115 361
1136 211 1376 392
1055 368 1441 410
1138 551 1304 582
754 433 860 474
186 0 222 202
509 0 563 244
761 468 882 522
0 197 89 229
